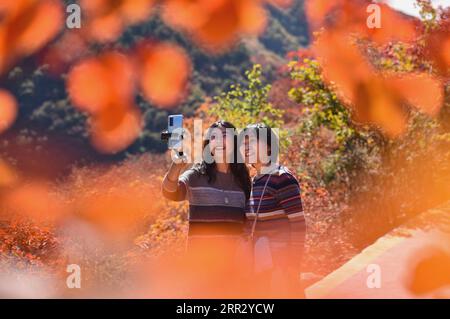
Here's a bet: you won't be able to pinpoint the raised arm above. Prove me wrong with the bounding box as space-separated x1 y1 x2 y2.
162 161 188 201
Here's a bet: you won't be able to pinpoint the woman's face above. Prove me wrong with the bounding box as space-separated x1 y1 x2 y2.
240 133 259 165
208 127 235 164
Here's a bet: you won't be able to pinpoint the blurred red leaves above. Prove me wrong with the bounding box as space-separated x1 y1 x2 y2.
422 27 450 77
306 0 418 43
0 0 63 74
75 183 152 236
137 42 191 108
0 89 18 134
78 0 271 52
161 0 267 52
312 32 373 104
1 0 281 151
0 158 18 187
0 0 63 136
68 51 141 153
90 107 142 154
307 0 446 137
408 247 450 296
67 42 191 153
268 0 293 9
0 155 171 249
65 155 170 240
68 52 135 114
364 3 418 44
2 182 69 224
386 73 443 117
41 31 87 74
80 0 155 43
1 0 446 146
305 0 339 29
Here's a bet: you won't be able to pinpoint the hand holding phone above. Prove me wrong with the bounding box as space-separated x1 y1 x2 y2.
172 151 188 167
161 114 187 164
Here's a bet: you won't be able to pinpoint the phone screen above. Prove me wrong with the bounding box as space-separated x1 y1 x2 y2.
168 115 183 133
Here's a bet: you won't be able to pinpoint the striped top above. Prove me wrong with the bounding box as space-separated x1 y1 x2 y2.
162 168 246 235
245 164 304 222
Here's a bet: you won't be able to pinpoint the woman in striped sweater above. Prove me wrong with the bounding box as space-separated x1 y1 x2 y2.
241 123 306 297
162 120 251 244
162 121 251 296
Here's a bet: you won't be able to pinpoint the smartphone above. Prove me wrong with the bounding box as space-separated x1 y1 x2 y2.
167 114 183 150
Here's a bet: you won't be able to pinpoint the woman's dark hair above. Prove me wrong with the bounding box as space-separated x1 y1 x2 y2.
193 120 251 200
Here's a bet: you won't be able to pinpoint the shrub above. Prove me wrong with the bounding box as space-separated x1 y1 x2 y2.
209 64 289 149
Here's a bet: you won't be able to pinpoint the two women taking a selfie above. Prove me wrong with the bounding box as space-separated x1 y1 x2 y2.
161 120 306 297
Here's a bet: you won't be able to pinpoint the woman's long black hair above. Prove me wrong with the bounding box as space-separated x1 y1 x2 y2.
193 121 251 200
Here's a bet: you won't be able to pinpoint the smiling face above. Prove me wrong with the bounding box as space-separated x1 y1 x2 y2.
239 131 270 167
239 126 277 168
208 126 235 164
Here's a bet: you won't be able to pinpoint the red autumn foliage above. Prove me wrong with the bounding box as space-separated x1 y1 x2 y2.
136 42 191 108
161 0 267 52
0 89 18 134
0 0 63 74
67 51 142 153
309 1 446 136
80 0 155 43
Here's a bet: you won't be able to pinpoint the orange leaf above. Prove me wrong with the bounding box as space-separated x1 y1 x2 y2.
91 107 142 154
3 182 69 223
161 0 212 31
0 159 18 187
41 31 87 74
67 58 112 113
239 0 267 35
81 0 154 42
313 31 372 104
67 52 135 114
88 12 123 42
267 0 293 9
162 0 267 52
305 0 341 29
194 0 241 49
14 0 64 55
366 81 407 138
139 43 191 108
0 89 17 134
424 29 450 77
386 73 444 116
364 3 418 44
0 0 63 73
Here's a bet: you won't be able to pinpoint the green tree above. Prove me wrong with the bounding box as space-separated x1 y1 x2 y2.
288 58 379 185
209 64 288 149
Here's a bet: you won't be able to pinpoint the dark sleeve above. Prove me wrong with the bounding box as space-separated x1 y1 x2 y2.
161 169 193 202
162 179 187 201
274 173 304 221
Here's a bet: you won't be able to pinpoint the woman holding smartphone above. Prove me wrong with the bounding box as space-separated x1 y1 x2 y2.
162 120 251 237
162 120 251 295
